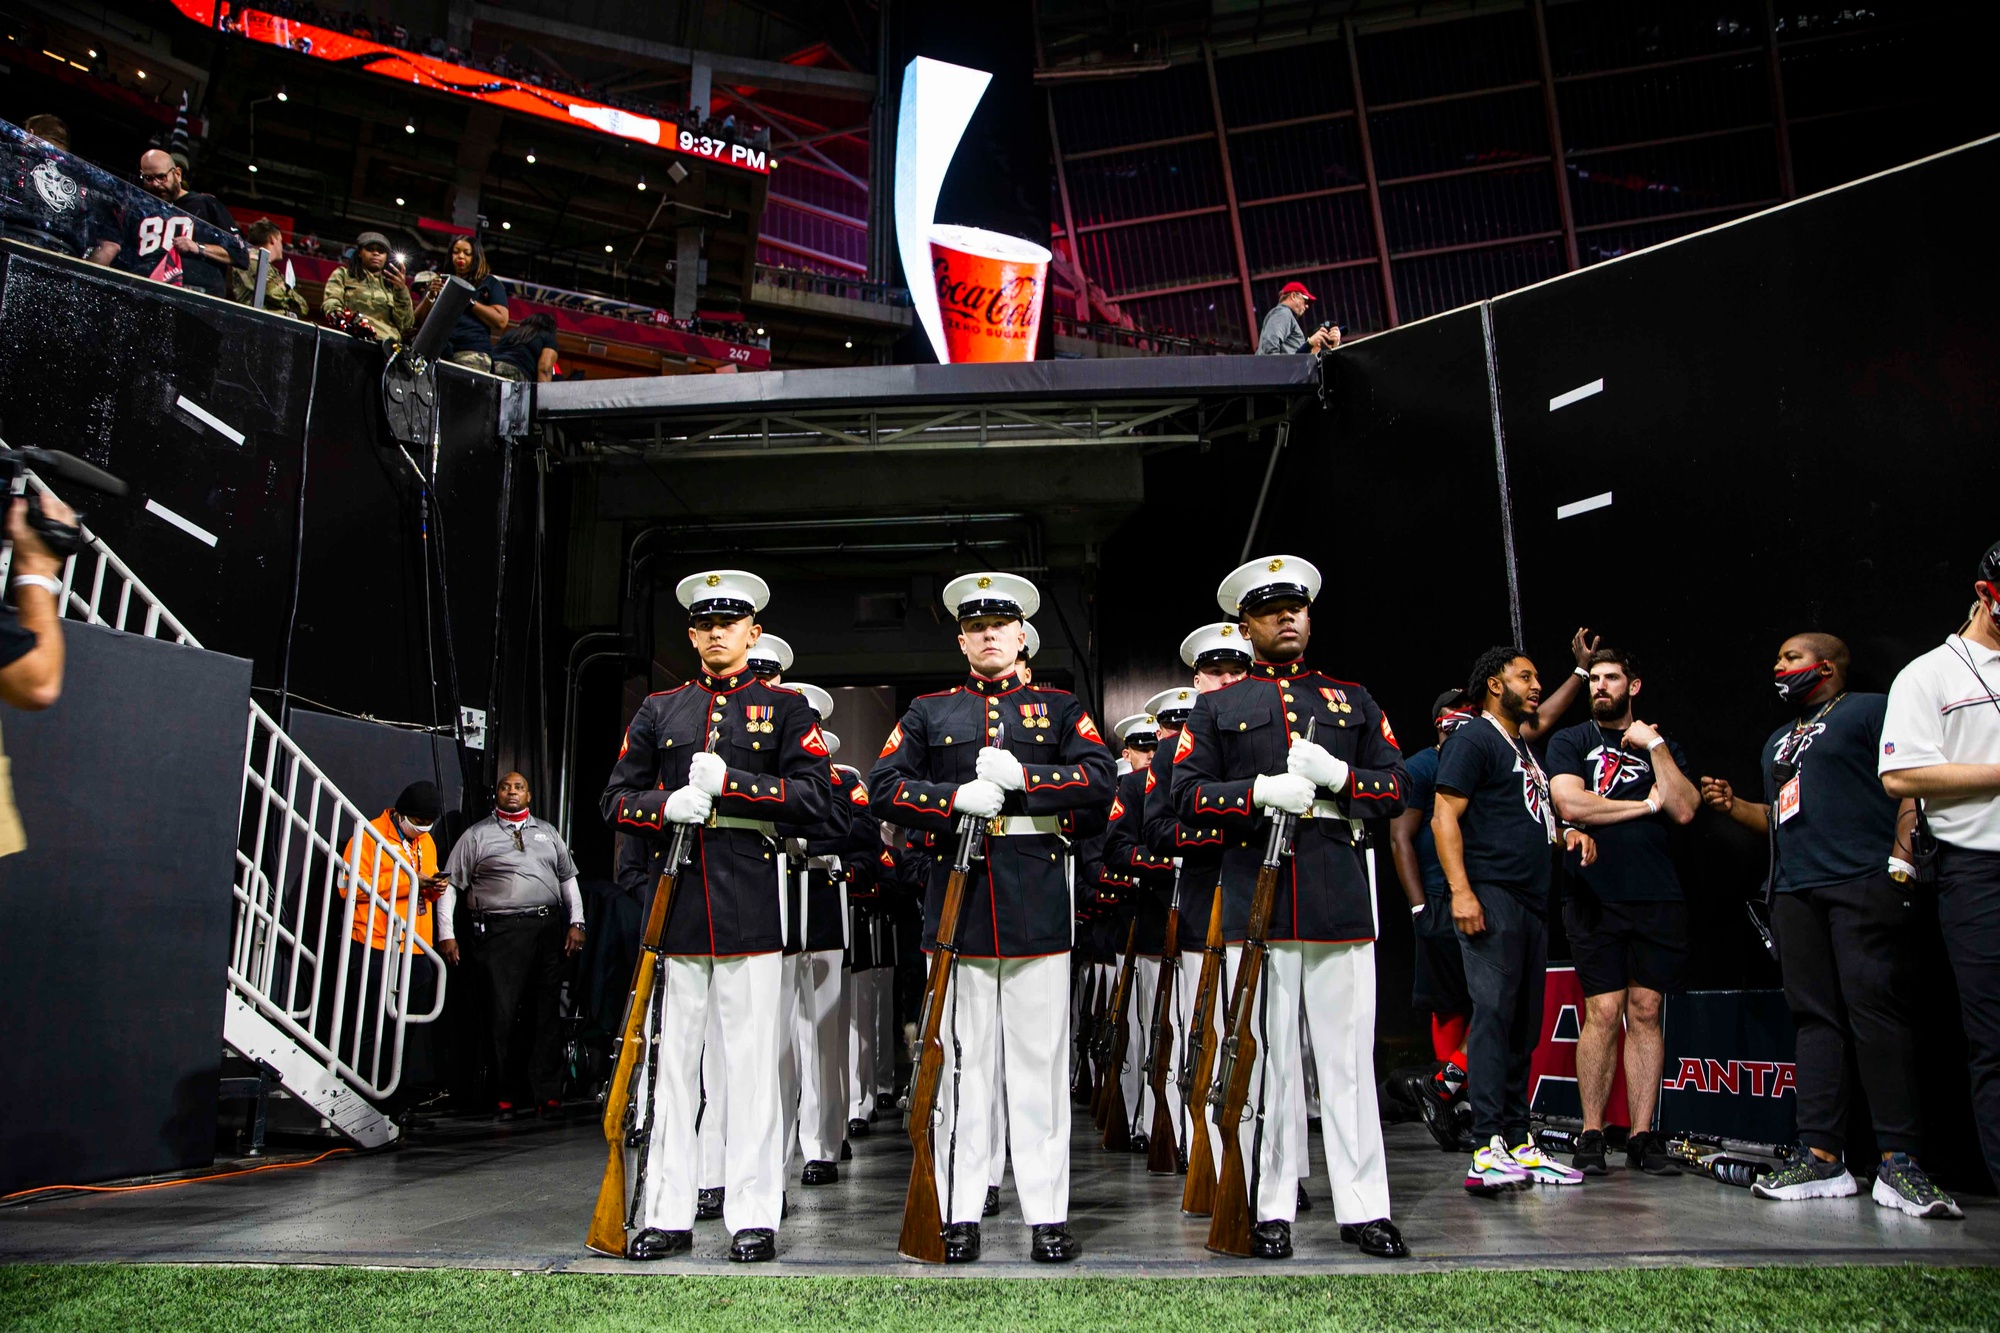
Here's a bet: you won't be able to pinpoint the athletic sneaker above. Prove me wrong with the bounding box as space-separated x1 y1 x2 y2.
1571 1128 1608 1176
1465 1136 1531 1195
1751 1149 1858 1202
1625 1131 1683 1176
1510 1138 1586 1186
1872 1154 1964 1220
1415 1064 1466 1153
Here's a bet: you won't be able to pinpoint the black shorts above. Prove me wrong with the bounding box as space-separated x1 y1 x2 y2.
1561 894 1688 998
1412 890 1470 1016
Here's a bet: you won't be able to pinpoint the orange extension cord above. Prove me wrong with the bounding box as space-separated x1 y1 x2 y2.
1 1148 353 1203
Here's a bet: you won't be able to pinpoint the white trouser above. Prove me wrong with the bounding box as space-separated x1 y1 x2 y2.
697 1000 727 1189
1119 956 1160 1138
794 948 848 1163
1301 1001 1322 1122
873 969 896 1095
633 951 785 1233
779 951 802 1171
1178 949 1222 1177
848 963 876 1121
989 1017 1009 1188
931 952 1071 1225
1221 941 1390 1226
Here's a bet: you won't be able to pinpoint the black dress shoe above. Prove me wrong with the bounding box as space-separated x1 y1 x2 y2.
729 1228 776 1262
1030 1223 1079 1263
695 1187 725 1220
848 1117 871 1137
875 1092 897 1113
983 1185 1000 1217
1340 1218 1409 1258
803 1160 839 1186
1129 1132 1150 1155
1250 1220 1293 1259
626 1228 692 1260
1295 1182 1313 1212
840 1140 853 1161
943 1222 981 1264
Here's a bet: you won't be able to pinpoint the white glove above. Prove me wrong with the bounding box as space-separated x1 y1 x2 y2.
688 751 727 797
954 778 1005 819
1286 738 1348 792
976 746 1027 791
664 785 714 825
1252 773 1315 815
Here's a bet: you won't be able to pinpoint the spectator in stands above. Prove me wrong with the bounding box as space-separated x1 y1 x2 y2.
1880 540 2000 1204
230 218 311 319
85 149 238 298
331 781 448 1123
436 771 585 1119
2 114 94 257
321 231 414 342
1256 282 1338 356
21 114 68 150
415 235 508 371
1701 633 1958 1218
492 311 559 382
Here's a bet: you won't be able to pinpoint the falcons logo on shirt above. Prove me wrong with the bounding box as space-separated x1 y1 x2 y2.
1512 749 1557 839
1773 722 1827 769
1586 743 1650 796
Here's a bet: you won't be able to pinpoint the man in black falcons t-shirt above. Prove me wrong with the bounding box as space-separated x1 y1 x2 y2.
1432 646 1596 1195
1700 633 1961 1219
1546 648 1697 1177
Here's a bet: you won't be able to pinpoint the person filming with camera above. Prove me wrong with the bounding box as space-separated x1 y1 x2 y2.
1 490 77 712
1256 282 1340 356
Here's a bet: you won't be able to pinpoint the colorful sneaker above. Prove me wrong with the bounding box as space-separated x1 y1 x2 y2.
1751 1149 1858 1202
1465 1136 1530 1195
1510 1138 1586 1186
1872 1154 1964 1220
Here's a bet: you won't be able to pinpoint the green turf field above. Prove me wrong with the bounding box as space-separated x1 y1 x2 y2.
1 1265 1994 1331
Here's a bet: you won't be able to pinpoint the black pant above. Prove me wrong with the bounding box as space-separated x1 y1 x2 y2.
1770 870 1923 1156
317 944 438 1114
465 911 567 1106
1938 844 2000 1186
1455 885 1547 1144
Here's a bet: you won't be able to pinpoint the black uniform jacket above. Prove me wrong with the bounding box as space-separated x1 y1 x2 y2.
780 763 879 954
1103 766 1174 954
1141 732 1225 951
1170 659 1407 944
870 670 1116 958
601 669 833 956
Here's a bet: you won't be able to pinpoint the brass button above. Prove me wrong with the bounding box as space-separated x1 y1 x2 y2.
1287 711 1298 722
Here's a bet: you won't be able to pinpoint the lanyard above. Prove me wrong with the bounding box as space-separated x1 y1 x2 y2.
1774 692 1846 770
1485 713 1557 843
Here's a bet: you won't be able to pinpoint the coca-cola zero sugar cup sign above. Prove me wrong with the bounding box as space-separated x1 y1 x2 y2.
930 224 1050 364
895 56 1048 365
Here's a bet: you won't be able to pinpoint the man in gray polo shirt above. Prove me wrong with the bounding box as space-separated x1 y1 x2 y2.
438 771 585 1118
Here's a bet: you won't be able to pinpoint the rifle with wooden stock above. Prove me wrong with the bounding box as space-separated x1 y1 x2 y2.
1095 915 1140 1147
1179 886 1227 1215
896 811 983 1263
585 727 718 1258
1142 864 1182 1174
1205 720 1312 1257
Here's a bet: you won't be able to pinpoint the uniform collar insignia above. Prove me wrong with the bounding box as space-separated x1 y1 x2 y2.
965 671 1022 695
700 670 752 692
1251 659 1307 679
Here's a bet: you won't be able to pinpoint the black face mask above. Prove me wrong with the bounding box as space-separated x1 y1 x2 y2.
1774 666 1825 707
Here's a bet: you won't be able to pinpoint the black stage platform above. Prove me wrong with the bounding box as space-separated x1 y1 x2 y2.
3 1118 1992 1276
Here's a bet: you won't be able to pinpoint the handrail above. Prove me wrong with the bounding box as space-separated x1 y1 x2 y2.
0 472 202 645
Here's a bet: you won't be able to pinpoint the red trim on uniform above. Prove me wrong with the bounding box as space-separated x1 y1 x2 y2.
733 782 787 803
699 834 716 956
1028 771 1092 791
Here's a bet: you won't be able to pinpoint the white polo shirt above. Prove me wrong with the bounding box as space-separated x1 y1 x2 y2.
1880 634 2000 852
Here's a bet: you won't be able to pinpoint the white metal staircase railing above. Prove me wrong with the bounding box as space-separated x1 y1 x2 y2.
12 469 446 1147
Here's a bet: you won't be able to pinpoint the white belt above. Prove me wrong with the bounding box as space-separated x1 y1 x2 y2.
710 815 777 836
988 815 1061 836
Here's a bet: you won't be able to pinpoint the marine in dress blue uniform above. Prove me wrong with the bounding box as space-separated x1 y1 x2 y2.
1170 556 1411 1261
600 570 832 1263
869 572 1115 1263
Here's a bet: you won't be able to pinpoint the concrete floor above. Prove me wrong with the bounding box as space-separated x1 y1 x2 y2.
2 1113 1995 1276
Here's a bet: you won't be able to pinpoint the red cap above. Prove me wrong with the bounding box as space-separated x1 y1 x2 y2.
1278 281 1315 300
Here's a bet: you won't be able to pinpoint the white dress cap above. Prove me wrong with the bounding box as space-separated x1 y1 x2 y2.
787 681 834 719
746 632 794 675
1113 713 1159 746
1145 685 1199 721
1022 621 1041 660
1180 621 1254 668
942 571 1041 621
677 568 772 618
1216 555 1322 616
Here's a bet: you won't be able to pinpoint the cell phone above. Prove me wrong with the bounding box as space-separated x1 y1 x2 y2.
392 252 407 267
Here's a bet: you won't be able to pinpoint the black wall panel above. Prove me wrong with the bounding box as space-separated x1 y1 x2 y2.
0 624 250 1195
